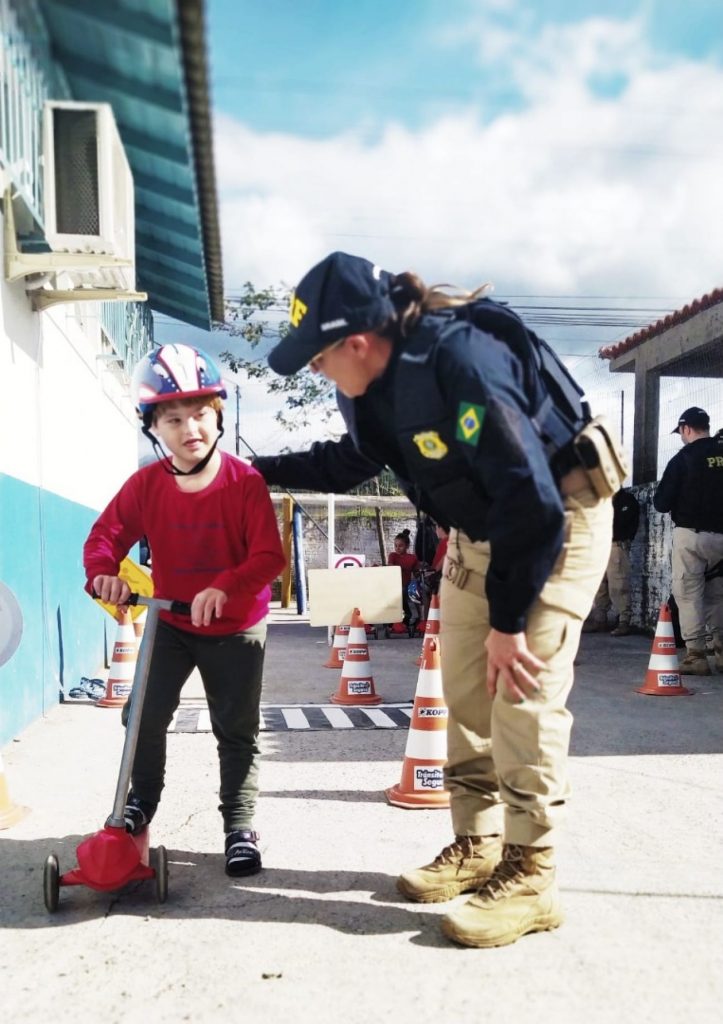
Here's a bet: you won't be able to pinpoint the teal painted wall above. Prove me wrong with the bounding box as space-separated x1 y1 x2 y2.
0 474 107 744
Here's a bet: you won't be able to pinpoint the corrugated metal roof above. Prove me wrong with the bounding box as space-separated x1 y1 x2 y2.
38 0 223 329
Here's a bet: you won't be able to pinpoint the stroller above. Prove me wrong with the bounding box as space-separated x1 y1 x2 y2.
406 566 441 636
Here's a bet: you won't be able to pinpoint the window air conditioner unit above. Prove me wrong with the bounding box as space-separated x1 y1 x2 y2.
42 101 136 292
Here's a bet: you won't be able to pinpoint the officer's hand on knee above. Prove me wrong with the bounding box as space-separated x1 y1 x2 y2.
485 629 544 702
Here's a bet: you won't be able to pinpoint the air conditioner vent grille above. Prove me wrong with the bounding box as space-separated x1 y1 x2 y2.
53 109 100 236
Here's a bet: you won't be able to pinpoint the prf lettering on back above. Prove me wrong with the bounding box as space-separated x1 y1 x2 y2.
289 292 308 327
707 457 723 468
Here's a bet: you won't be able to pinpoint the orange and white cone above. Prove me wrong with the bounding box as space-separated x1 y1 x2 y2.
324 623 349 669
415 592 441 666
97 608 138 708
636 603 692 696
133 608 147 650
386 639 450 808
0 752 29 829
330 608 382 705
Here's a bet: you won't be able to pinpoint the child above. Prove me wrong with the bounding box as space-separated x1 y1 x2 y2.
387 528 419 628
84 343 285 877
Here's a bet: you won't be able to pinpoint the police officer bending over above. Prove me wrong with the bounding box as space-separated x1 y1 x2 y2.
654 407 723 676
254 252 620 949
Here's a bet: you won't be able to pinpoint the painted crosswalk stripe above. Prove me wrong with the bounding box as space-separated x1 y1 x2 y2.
281 707 311 729
322 706 355 728
168 703 414 733
360 708 399 728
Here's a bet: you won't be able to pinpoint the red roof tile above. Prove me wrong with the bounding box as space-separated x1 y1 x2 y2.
599 288 723 360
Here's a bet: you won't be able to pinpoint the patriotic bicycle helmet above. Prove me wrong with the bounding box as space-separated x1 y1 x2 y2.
132 344 227 420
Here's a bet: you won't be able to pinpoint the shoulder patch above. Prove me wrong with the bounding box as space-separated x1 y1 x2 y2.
413 431 449 460
456 402 486 446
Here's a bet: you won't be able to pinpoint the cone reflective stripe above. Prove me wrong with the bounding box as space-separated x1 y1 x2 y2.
97 609 138 708
330 608 382 705
324 623 349 669
415 592 441 667
0 752 29 829
133 609 147 648
636 603 692 696
386 639 450 808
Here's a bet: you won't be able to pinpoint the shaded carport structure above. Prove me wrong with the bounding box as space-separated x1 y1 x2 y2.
599 289 723 484
38 0 223 330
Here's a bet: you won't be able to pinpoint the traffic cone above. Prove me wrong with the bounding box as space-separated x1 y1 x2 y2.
386 639 450 808
96 608 138 708
636 604 692 696
415 593 441 666
330 608 382 705
0 752 29 829
324 623 349 669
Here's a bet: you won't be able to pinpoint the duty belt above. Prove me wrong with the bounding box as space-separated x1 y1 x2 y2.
443 555 486 598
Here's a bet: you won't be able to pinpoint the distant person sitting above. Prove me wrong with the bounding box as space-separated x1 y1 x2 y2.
388 529 419 627
583 488 640 636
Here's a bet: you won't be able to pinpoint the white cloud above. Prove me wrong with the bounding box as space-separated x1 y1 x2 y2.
214 16 722 303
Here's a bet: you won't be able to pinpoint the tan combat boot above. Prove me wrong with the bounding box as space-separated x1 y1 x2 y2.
714 645 723 674
396 835 502 904
679 648 711 676
440 843 563 948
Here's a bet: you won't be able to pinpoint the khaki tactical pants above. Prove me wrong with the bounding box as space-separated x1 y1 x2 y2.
440 485 612 847
671 527 723 647
591 540 632 625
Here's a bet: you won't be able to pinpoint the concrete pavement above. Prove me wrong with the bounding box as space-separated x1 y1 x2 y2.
1 608 722 1024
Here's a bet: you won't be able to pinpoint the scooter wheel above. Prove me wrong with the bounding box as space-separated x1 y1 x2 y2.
151 845 168 903
43 853 60 913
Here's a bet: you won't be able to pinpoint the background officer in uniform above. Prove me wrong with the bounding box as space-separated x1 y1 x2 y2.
654 407 723 675
253 251 613 949
583 487 640 635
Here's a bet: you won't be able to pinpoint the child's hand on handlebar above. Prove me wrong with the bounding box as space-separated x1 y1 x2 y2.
190 588 228 627
92 575 131 607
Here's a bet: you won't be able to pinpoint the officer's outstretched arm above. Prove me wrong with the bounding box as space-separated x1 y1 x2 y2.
253 433 383 493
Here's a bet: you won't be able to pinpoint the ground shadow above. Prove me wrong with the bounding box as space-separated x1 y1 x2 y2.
0 836 448 946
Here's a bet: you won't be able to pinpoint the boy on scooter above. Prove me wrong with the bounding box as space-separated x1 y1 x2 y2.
84 344 285 877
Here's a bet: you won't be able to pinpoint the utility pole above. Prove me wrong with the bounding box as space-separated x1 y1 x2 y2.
235 384 240 456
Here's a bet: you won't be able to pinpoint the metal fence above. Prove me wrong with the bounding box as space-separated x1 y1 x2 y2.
100 300 154 374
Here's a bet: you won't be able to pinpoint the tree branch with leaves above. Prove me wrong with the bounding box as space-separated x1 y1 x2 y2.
215 282 337 430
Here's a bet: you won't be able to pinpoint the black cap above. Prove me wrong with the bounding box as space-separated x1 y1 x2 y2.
672 407 710 434
267 252 397 375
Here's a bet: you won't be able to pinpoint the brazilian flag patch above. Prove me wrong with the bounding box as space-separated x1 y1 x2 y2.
456 402 485 446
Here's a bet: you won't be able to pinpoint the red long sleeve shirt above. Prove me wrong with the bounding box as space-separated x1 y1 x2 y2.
387 550 419 587
84 453 286 636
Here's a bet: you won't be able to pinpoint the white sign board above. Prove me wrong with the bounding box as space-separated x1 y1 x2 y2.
308 566 402 626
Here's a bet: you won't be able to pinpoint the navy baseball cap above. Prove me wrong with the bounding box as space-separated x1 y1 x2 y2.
267 252 397 375
672 407 710 433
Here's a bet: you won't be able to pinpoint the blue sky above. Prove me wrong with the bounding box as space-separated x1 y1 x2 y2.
208 0 722 136
156 1 723 454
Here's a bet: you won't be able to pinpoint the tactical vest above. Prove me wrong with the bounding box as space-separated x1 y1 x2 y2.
341 304 586 541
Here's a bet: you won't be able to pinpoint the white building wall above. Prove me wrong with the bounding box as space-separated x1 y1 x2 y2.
1 202 143 743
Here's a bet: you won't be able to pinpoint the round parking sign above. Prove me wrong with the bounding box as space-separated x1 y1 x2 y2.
334 553 365 569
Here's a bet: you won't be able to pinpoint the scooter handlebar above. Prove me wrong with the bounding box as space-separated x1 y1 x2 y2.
127 593 192 616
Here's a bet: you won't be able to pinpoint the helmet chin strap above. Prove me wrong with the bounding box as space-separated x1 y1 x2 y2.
142 416 225 477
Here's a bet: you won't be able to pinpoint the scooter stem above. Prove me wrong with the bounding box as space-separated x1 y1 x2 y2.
106 596 174 828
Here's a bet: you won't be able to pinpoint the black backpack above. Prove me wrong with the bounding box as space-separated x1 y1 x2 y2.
452 298 591 462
